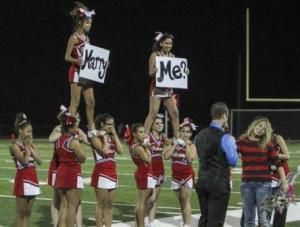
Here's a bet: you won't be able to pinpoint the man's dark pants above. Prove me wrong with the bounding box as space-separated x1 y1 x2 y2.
195 177 230 227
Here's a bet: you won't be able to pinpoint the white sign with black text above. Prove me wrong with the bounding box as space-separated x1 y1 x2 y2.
155 56 188 89
79 44 110 84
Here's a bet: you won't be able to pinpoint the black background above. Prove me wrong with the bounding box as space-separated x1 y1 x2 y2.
1 0 300 136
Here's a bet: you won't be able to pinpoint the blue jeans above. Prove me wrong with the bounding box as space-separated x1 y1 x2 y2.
240 181 272 227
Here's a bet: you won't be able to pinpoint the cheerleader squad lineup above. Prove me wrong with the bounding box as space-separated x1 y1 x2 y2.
10 2 294 227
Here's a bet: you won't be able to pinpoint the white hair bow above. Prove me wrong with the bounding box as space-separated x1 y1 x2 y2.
180 118 198 131
57 104 68 120
18 113 28 127
156 113 164 119
79 8 96 18
154 32 163 41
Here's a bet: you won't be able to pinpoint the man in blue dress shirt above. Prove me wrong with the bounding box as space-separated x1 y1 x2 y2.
194 102 238 227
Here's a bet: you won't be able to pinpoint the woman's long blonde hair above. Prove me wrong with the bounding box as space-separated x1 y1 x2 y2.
246 116 272 147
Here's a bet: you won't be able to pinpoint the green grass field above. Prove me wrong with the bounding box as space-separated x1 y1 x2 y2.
0 139 299 227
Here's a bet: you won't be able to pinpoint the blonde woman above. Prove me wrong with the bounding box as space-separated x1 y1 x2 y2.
237 117 288 227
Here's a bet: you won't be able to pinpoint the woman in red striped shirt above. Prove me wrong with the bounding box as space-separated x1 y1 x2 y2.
237 117 288 227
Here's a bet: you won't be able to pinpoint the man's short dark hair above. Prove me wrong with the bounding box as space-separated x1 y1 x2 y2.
210 102 228 120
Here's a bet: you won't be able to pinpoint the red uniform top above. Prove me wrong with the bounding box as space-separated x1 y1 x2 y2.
271 136 290 181
130 142 153 177
48 147 59 186
54 134 82 189
92 135 117 170
11 140 40 196
47 147 60 186
149 132 165 177
49 148 59 170
55 134 80 166
50 128 82 170
68 33 91 84
171 144 193 177
55 134 81 169
12 140 37 170
70 32 89 69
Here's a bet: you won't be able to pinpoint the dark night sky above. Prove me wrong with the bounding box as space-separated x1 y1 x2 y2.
1 0 300 136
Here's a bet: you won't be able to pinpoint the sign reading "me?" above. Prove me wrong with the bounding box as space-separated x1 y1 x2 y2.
155 56 188 89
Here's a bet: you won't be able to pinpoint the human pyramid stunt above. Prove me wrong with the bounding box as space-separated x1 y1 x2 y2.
9 1 295 227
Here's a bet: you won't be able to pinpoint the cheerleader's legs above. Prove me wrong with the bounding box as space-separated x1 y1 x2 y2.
75 201 82 227
82 87 95 130
15 196 35 227
95 188 116 227
135 188 154 227
69 83 95 130
174 187 192 226
148 186 161 224
69 83 82 117
65 189 82 227
163 96 179 139
144 96 161 135
52 188 61 227
58 189 81 227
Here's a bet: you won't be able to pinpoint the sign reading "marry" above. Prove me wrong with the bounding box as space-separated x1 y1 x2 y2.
155 56 188 89
79 44 110 84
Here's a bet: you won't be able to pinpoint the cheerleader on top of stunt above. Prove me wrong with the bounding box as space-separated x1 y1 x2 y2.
144 32 189 139
65 1 97 133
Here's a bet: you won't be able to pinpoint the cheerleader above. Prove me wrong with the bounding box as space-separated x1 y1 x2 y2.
65 1 96 132
146 114 170 226
270 133 290 227
48 105 88 227
89 113 123 227
10 113 42 227
144 32 188 139
164 118 197 227
54 112 86 227
129 123 156 227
